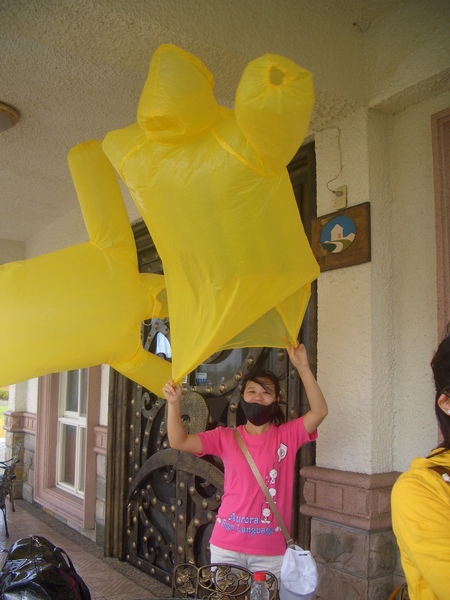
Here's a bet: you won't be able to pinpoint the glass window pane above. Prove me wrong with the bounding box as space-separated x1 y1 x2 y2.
79 369 88 418
65 371 79 412
57 369 89 497
61 424 77 486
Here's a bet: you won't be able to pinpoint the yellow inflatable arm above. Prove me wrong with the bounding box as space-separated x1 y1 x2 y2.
103 44 320 384
0 141 171 394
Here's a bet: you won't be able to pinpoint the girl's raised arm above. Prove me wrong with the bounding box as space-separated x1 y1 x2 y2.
164 380 203 454
287 343 328 434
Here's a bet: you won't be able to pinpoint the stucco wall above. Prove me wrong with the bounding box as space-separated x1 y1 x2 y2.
366 0 450 105
314 89 450 474
10 378 38 414
315 109 374 472
391 90 450 472
0 239 25 263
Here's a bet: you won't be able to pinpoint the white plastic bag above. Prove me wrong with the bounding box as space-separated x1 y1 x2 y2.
279 544 318 600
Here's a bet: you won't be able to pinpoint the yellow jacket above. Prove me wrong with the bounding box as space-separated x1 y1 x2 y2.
391 448 450 600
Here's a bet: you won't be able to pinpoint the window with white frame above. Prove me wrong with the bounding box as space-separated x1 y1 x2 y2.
36 367 100 529
57 369 88 497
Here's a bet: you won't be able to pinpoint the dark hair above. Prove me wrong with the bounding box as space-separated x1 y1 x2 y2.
240 368 285 426
431 333 450 451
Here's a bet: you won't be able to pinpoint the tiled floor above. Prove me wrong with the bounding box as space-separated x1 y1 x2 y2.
0 499 174 599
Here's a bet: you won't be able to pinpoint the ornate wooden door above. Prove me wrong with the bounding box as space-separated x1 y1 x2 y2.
105 142 317 586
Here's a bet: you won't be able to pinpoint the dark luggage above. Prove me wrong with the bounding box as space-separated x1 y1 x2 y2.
0 536 91 599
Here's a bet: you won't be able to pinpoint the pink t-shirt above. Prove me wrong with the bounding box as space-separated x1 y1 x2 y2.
197 418 317 556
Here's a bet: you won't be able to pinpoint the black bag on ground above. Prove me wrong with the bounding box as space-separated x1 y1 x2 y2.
0 536 91 600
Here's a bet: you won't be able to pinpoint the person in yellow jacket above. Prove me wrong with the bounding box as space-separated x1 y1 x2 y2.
391 332 450 600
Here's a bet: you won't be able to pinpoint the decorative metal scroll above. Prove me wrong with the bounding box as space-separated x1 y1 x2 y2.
173 562 278 599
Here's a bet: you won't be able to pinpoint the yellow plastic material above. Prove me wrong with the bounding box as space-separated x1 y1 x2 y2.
0 141 171 394
103 44 319 383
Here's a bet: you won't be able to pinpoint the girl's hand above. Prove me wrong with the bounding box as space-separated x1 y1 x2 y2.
287 342 310 371
165 378 203 455
162 379 182 404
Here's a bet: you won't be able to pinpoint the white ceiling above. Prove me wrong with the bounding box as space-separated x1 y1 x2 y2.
0 0 399 246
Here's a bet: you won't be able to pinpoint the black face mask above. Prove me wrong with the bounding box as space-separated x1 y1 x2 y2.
240 398 276 426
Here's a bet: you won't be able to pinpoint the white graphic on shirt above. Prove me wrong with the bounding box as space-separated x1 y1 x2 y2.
259 442 288 523
268 468 278 485
277 442 287 463
261 468 278 522
261 504 272 523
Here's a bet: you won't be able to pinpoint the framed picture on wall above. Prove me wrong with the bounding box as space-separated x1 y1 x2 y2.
311 202 371 272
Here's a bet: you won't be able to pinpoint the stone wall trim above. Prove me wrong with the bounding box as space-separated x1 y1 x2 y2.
300 466 401 531
4 411 36 435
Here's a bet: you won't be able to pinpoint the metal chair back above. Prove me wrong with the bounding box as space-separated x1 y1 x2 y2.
0 442 22 537
172 562 278 599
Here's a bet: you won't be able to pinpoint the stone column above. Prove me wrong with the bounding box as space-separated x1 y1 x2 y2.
300 466 402 600
3 411 36 502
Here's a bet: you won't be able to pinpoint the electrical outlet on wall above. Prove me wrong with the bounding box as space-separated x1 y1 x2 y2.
333 185 347 210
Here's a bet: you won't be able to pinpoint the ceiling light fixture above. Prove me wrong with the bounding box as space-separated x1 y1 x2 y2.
0 102 20 133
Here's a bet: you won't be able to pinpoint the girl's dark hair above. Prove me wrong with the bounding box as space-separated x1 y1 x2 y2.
240 368 285 426
431 333 450 451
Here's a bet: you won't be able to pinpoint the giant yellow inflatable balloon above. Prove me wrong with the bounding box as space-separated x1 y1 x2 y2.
103 44 319 384
0 141 171 394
